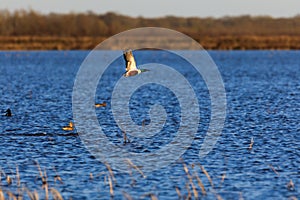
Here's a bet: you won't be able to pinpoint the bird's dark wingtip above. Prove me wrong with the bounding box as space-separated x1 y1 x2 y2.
141 69 150 73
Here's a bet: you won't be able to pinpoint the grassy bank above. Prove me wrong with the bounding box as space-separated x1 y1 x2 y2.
1 35 300 50
0 36 105 50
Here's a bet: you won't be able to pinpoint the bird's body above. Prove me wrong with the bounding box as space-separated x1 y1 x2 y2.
95 102 107 108
62 121 74 131
123 50 149 77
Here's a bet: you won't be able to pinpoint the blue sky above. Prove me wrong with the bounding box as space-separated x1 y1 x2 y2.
1 0 299 18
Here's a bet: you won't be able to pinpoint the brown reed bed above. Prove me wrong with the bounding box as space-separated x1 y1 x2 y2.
1 35 300 50
0 36 105 50
196 35 300 50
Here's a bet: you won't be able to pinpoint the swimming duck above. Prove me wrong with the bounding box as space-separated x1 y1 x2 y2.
62 121 74 131
95 102 107 108
123 49 149 77
5 109 12 117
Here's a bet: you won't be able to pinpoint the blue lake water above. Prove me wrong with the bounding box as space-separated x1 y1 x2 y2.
0 50 299 199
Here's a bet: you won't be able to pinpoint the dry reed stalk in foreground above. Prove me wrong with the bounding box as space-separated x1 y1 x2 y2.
17 186 25 200
50 188 63 200
185 182 191 200
150 194 158 200
194 171 206 196
269 164 280 176
198 164 214 188
16 166 20 187
239 192 245 200
182 163 198 199
0 189 4 200
104 162 116 184
53 167 63 184
198 164 224 199
43 169 49 200
108 175 114 197
126 166 137 187
6 191 17 200
122 191 133 200
125 159 146 178
26 189 39 200
35 162 49 200
175 186 182 199
288 196 298 200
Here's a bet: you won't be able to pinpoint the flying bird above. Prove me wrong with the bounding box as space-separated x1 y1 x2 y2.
123 49 149 77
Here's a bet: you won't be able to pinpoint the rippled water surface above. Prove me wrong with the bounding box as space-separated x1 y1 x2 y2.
0 50 299 199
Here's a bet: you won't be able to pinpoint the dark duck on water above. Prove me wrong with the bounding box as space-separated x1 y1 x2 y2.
5 108 12 117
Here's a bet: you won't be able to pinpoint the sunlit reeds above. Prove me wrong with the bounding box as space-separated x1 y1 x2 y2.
104 162 116 185
0 159 293 199
175 161 234 199
26 189 39 200
108 175 114 197
35 162 49 200
194 171 206 196
175 186 182 199
0 189 4 200
183 163 199 199
125 159 146 178
103 162 117 197
198 164 214 188
50 188 63 200
0 163 66 200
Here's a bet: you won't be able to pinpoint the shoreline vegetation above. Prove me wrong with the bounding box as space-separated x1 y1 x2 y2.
0 10 300 50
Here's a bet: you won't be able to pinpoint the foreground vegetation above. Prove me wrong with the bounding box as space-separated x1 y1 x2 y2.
0 154 297 199
0 10 300 49
0 161 231 200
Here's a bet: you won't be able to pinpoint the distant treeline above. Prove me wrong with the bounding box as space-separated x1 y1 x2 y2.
1 9 300 49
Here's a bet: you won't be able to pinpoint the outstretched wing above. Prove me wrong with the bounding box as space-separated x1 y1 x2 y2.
123 49 137 72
